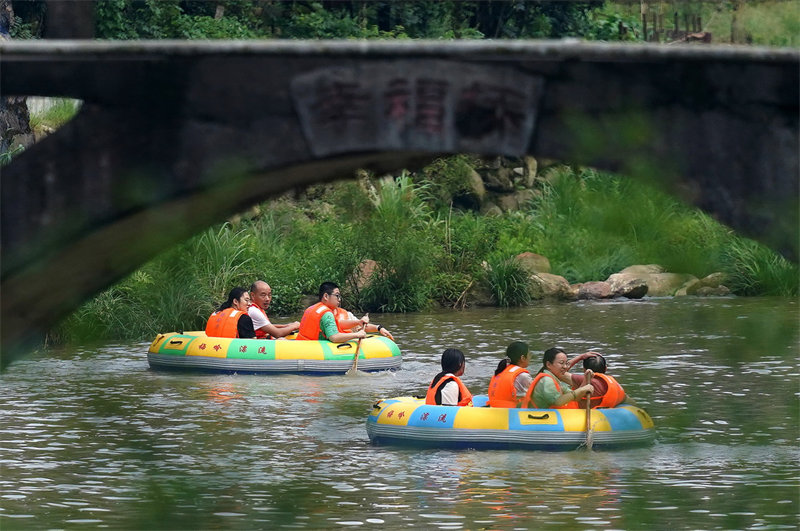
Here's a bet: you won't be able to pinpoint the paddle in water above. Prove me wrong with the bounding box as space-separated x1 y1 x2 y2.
345 315 368 376
585 372 594 450
345 336 363 376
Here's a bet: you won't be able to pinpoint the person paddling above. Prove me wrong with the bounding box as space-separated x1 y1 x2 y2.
425 348 472 407
568 351 629 408
296 282 366 343
487 341 534 408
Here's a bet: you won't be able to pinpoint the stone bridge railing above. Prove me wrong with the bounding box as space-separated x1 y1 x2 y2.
1 40 797 364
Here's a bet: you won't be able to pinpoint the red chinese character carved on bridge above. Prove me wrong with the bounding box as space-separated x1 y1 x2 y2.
416 78 449 134
384 78 410 121
311 80 371 127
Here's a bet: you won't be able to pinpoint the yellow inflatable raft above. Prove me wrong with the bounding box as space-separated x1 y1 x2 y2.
148 331 401 374
367 395 655 450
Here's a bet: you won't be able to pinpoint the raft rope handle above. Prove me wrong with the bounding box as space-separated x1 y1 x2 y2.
336 343 354 349
527 413 550 420
169 340 184 345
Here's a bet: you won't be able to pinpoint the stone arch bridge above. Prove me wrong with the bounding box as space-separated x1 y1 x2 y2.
1 40 798 365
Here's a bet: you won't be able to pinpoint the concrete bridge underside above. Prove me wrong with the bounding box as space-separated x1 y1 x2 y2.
1 40 798 365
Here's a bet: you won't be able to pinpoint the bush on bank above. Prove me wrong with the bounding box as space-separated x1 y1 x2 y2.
53 158 798 344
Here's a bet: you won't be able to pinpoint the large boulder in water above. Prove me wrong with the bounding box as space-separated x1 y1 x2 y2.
606 273 649 299
618 264 666 276
645 273 698 296
686 272 730 295
577 281 613 300
530 272 573 300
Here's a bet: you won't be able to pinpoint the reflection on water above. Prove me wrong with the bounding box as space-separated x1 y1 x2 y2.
0 297 798 528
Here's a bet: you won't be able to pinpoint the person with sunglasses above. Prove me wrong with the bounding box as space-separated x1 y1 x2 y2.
296 282 367 343
523 347 593 409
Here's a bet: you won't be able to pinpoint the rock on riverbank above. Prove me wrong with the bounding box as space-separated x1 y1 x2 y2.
519 260 731 302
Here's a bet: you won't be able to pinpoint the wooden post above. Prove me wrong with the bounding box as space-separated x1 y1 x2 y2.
642 13 648 41
674 12 679 40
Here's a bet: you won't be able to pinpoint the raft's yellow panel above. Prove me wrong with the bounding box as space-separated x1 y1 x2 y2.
379 402 419 426
559 410 612 432
187 337 231 358
517 410 559 426
274 340 327 360
453 408 509 430
587 410 612 432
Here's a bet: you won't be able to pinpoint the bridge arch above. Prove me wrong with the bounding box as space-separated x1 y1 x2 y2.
1 40 797 364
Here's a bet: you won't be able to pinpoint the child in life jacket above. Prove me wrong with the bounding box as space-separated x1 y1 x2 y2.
425 348 473 407
568 351 628 408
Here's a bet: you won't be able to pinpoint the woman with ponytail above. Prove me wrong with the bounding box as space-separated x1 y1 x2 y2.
487 341 533 408
425 348 472 407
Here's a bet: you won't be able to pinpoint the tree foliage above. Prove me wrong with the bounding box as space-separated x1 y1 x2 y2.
92 1 617 41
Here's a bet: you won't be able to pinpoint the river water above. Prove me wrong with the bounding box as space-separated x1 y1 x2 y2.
1 297 798 529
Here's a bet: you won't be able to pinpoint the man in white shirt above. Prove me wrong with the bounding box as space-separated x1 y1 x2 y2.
248 280 300 339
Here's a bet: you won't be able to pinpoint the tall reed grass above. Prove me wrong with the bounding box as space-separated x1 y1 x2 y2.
56 159 798 344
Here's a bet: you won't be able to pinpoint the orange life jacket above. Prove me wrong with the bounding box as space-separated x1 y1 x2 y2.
297 302 341 340
205 308 243 338
487 364 530 408
593 373 625 408
332 307 353 333
425 374 473 407
248 303 272 339
523 372 580 409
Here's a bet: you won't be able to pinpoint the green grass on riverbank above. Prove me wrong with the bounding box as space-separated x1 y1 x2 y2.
54 161 798 344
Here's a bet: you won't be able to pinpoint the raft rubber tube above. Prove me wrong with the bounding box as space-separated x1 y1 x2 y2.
148 331 402 374
366 395 655 450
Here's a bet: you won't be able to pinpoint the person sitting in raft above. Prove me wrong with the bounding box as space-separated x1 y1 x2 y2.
248 280 300 339
568 351 629 408
425 348 472 407
487 341 533 408
331 305 395 341
524 347 593 409
205 287 256 339
295 282 367 343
